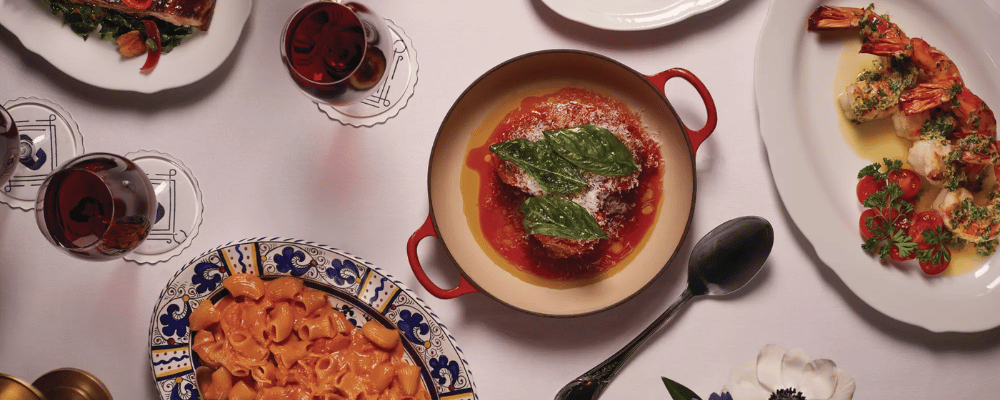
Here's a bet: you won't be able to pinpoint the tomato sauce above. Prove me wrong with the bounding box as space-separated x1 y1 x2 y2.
465 88 663 282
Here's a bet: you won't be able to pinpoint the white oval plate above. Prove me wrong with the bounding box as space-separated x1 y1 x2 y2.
539 0 729 31
756 0 1000 332
0 0 252 93
148 238 478 400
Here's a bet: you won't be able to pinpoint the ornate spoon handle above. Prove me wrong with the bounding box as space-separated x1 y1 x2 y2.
556 288 695 400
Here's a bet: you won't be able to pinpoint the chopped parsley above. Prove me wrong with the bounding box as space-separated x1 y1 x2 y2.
975 239 999 256
919 113 956 140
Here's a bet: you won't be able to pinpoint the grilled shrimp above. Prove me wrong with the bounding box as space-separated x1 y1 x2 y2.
933 187 1000 246
840 59 917 124
808 6 962 82
900 83 997 138
908 135 998 190
811 4 998 181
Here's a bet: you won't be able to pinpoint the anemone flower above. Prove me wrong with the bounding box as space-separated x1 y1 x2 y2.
723 345 855 400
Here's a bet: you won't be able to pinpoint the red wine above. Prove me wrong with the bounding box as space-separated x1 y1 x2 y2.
280 2 391 105
286 2 366 83
0 105 19 187
35 153 156 260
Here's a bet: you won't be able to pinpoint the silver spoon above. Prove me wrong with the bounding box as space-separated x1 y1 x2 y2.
555 216 774 400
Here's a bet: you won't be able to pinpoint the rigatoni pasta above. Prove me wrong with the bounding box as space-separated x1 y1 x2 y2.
191 274 432 400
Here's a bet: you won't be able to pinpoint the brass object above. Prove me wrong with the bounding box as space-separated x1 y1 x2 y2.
0 373 46 400
31 369 112 400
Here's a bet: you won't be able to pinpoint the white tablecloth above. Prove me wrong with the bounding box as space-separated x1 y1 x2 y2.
2 0 999 398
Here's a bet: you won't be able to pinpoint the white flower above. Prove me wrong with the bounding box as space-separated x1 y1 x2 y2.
723 344 855 400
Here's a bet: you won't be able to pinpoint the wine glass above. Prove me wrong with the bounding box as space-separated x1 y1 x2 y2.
34 153 157 261
280 0 393 106
0 104 19 187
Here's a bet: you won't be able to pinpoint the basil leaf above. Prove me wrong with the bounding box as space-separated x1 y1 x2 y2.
661 377 702 400
544 124 638 176
489 138 586 195
521 196 607 240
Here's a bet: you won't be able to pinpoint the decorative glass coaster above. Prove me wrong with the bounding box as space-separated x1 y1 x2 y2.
123 150 204 264
0 97 85 211
317 19 418 127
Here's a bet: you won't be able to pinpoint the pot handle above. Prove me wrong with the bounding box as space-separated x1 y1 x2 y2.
406 214 479 299
645 68 718 155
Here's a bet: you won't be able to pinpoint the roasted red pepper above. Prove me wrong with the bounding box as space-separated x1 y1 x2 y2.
122 0 153 10
140 20 161 74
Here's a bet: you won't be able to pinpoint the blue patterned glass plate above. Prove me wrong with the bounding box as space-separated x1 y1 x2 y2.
148 238 477 400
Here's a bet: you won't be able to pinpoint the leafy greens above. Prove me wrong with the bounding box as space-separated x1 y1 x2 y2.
46 0 192 53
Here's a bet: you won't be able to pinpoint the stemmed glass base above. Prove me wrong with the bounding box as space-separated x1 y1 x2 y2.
0 97 85 211
32 151 203 264
122 150 204 264
316 19 418 127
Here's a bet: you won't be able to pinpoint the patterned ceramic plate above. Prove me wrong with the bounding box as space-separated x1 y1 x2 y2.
148 238 477 400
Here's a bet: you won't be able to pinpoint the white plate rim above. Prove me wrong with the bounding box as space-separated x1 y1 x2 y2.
0 0 252 93
755 0 1000 333
539 0 730 31
147 238 479 400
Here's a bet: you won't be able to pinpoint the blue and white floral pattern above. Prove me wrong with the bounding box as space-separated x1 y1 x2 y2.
149 238 477 400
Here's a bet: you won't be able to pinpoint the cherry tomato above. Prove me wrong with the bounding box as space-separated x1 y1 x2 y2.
856 175 886 204
908 211 944 246
880 199 915 232
890 245 916 262
859 208 883 239
887 169 922 200
918 247 950 275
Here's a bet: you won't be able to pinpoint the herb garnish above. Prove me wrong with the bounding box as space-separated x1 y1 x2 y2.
489 138 587 195
916 225 953 263
860 182 916 259
543 124 639 176
521 196 608 240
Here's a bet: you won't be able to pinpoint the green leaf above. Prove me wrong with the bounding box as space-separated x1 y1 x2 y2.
543 124 638 176
489 138 586 195
882 158 902 173
661 377 702 400
521 196 607 240
857 162 882 179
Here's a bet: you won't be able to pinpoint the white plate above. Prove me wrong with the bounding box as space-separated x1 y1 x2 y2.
0 0 252 93
756 0 1000 332
539 0 729 31
149 239 478 400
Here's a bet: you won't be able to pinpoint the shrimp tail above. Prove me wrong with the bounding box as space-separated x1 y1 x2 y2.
953 88 998 139
899 83 954 115
860 39 912 58
911 38 963 84
807 5 866 30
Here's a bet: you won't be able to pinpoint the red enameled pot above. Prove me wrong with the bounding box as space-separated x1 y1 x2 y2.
407 50 717 316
